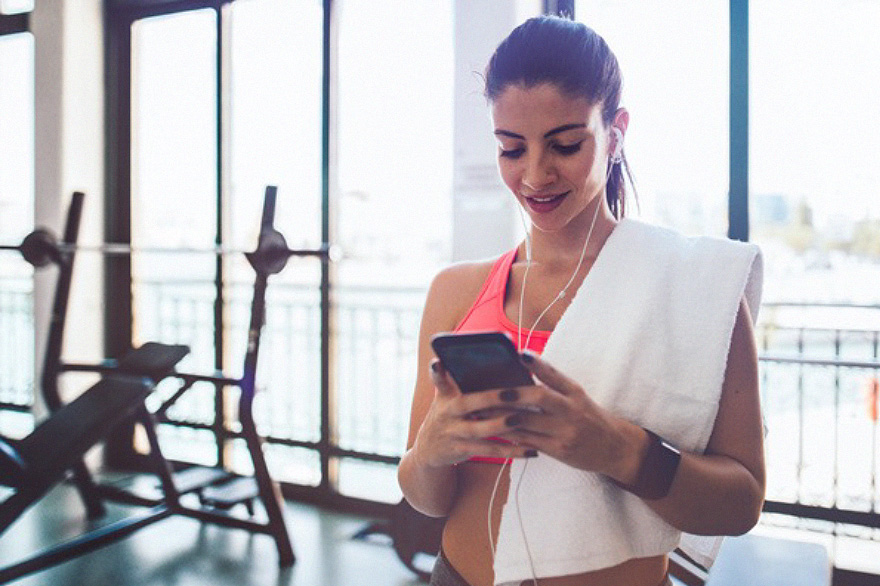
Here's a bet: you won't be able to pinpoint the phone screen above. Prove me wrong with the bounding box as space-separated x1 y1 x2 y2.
431 332 533 393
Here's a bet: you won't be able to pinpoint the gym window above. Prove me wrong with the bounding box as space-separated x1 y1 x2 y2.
0 7 35 437
106 0 458 508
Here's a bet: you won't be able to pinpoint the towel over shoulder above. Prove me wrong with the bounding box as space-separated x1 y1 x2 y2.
493 219 763 585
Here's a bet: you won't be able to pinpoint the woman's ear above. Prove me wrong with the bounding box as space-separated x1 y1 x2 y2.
609 108 630 164
612 107 630 137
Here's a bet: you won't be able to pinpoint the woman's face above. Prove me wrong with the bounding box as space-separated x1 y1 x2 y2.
491 83 612 235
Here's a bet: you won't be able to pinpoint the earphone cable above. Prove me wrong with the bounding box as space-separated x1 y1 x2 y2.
487 456 511 562
497 160 617 583
515 458 540 586
522 193 602 351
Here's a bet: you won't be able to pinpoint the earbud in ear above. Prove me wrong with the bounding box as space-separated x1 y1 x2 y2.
610 127 624 165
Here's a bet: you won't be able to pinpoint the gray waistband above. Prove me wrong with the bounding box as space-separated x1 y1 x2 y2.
430 550 472 586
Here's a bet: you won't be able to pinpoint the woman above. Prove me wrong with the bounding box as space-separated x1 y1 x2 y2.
397 15 765 586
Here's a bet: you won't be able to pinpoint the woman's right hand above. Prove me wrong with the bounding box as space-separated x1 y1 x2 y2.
410 358 539 469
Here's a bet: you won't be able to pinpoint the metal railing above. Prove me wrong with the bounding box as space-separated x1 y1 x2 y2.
132 279 424 500
4 278 880 520
757 302 880 534
0 276 33 413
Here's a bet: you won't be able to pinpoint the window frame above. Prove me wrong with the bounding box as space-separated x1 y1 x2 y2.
0 10 33 417
102 0 749 512
104 0 348 508
0 12 28 36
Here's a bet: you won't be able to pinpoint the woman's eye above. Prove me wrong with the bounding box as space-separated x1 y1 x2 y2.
499 147 525 159
554 141 583 155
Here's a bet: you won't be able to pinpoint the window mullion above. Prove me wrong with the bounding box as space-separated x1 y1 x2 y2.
729 0 749 241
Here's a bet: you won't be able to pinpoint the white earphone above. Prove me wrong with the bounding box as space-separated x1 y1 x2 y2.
492 122 626 586
610 126 624 165
497 126 624 578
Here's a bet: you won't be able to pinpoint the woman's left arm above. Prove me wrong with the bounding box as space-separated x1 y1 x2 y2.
635 298 766 534
507 298 765 535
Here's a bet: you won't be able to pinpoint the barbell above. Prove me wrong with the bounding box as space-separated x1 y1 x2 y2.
0 227 339 274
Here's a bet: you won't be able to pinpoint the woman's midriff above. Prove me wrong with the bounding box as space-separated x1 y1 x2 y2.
442 462 669 586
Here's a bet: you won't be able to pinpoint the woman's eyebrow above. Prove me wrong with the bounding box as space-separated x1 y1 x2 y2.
544 123 586 138
494 129 525 139
493 123 587 140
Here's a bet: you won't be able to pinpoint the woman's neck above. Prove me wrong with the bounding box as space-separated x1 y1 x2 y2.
524 203 618 271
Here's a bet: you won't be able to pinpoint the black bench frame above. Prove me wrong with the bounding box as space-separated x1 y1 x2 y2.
0 187 322 583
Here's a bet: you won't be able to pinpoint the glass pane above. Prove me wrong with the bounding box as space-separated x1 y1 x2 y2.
575 1 729 236
335 0 454 472
228 0 323 253
751 0 880 305
131 9 218 356
232 440 321 487
338 458 401 503
0 0 33 15
0 32 35 420
131 10 219 461
227 0 324 478
751 0 880 563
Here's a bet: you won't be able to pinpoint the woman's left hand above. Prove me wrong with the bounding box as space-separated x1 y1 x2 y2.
499 351 645 483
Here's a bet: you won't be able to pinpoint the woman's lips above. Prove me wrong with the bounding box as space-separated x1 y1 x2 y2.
524 191 569 214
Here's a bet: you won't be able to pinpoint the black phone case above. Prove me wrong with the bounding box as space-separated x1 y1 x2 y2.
431 331 533 393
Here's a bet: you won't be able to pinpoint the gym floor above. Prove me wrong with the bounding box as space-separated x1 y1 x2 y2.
0 480 424 586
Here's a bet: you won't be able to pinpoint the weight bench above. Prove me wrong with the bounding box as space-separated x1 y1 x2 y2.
0 375 153 533
0 188 303 583
0 342 189 584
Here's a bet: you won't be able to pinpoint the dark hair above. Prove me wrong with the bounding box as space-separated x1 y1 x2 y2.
484 15 634 219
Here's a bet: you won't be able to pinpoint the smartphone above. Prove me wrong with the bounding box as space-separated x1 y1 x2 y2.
431 331 534 393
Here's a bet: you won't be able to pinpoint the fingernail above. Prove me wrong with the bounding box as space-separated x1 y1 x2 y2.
520 352 534 364
524 449 538 458
505 413 523 427
499 389 519 402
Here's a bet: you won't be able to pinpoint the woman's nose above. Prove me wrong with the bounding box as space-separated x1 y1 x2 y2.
521 152 555 191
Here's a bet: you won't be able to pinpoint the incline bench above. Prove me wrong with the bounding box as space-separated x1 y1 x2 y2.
0 342 188 583
0 187 315 583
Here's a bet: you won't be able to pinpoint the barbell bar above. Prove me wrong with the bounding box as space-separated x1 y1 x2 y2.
0 227 340 271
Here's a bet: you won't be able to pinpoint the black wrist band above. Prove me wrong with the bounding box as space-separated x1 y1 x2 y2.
611 429 681 500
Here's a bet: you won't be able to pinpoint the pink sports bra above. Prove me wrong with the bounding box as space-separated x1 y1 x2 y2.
453 248 549 464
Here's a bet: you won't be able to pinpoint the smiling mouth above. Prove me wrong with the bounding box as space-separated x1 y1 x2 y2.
526 192 568 203
524 191 570 212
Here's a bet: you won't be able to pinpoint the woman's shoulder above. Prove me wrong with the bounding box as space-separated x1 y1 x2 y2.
423 255 505 328
429 256 499 301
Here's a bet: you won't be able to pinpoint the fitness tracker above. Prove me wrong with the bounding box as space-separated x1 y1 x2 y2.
611 429 681 500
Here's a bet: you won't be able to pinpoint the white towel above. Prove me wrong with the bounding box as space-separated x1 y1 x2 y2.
493 219 763 585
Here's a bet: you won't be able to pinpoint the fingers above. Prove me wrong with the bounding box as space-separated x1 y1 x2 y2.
520 351 581 397
464 410 534 438
431 355 577 428
419 435 536 468
501 410 558 439
456 438 539 461
429 359 458 397
427 414 540 464
459 385 569 420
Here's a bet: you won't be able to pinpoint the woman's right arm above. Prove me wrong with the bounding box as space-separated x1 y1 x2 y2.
397 266 467 517
397 264 533 517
